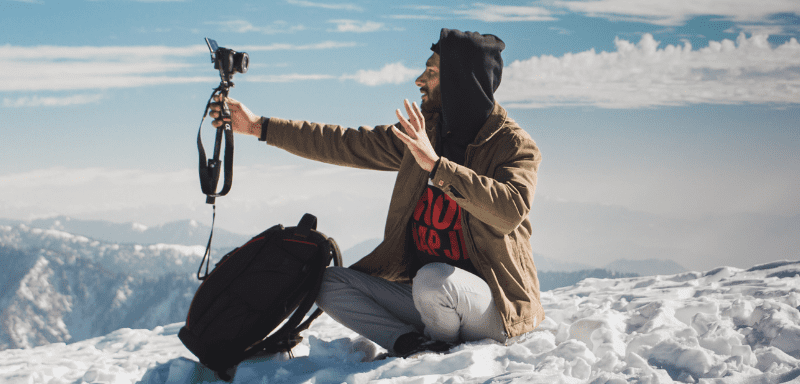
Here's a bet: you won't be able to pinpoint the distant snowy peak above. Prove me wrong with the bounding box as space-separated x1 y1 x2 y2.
0 224 209 277
131 222 148 232
1 215 249 247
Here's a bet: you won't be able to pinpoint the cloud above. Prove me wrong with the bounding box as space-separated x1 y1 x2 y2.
340 62 419 86
245 74 337 83
327 19 390 33
286 0 363 12
3 94 103 108
240 41 359 51
0 165 396 248
207 20 306 34
732 24 794 37
496 33 800 108
553 0 800 28
0 44 208 92
549 26 572 35
386 14 446 20
399 1 798 32
247 62 419 86
391 3 555 22
0 42 357 92
454 3 556 22
0 44 205 59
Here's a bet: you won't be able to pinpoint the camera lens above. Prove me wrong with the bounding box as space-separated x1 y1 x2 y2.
234 52 249 74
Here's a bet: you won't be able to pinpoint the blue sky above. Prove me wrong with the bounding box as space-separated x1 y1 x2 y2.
2 0 799 270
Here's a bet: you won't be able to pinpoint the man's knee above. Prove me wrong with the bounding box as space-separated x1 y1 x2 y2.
412 263 455 298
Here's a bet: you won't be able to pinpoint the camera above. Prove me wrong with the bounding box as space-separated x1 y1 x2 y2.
205 38 249 80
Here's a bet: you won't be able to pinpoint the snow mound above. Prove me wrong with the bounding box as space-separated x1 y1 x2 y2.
1 261 799 383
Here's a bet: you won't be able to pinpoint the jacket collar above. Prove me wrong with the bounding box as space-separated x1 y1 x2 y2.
423 104 506 150
470 102 507 147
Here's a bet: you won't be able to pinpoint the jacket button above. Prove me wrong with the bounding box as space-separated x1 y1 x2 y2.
438 180 444 187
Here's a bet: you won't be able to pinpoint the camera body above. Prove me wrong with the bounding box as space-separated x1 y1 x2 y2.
214 46 249 75
205 38 249 81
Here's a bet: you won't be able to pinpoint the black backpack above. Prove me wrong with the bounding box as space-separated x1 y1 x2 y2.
178 214 342 379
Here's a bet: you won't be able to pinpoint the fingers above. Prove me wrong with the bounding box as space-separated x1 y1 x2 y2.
212 94 234 104
210 95 239 111
395 99 425 140
391 125 410 144
403 99 415 124
401 99 423 129
395 109 420 141
211 115 229 128
412 100 423 122
404 99 422 125
210 95 239 127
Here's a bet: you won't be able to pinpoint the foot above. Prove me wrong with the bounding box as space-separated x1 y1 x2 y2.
392 332 453 358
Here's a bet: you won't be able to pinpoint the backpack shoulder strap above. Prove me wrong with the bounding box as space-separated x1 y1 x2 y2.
241 218 343 358
294 237 342 334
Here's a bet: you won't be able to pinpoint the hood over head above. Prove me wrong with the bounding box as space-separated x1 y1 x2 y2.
431 28 505 166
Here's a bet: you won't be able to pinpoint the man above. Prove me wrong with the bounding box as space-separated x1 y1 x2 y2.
211 28 544 358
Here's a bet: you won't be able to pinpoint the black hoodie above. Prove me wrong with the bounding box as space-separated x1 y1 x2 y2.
431 29 505 166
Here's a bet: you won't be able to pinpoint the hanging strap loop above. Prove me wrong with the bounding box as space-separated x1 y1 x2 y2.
197 85 235 205
196 205 217 281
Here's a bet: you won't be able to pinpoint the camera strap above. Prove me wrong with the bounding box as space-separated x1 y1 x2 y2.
197 86 234 205
196 86 234 279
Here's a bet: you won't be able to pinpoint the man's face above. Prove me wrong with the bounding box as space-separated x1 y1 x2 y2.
415 53 441 113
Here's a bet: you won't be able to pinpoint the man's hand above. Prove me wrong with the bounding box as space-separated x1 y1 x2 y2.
209 95 263 137
393 99 440 172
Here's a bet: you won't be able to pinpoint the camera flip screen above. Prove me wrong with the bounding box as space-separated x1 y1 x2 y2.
205 38 219 56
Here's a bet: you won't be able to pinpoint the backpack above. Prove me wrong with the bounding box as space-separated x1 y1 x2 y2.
178 213 342 379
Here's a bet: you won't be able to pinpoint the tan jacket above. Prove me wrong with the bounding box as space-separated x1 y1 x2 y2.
264 102 544 338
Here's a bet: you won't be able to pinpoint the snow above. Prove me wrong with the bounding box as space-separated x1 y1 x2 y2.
1 261 799 384
148 243 207 257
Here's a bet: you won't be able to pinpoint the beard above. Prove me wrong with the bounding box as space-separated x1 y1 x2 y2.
420 85 442 114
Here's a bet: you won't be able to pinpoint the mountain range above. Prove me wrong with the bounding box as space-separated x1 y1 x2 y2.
342 237 687 274
0 216 250 249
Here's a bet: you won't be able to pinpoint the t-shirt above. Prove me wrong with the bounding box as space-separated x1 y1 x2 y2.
407 184 481 279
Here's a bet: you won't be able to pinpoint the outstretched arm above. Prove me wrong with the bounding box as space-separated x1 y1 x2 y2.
209 95 407 171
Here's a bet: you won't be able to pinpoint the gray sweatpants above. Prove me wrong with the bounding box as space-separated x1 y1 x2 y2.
315 262 507 354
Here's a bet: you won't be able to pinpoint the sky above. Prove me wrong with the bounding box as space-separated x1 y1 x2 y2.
1 0 799 271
